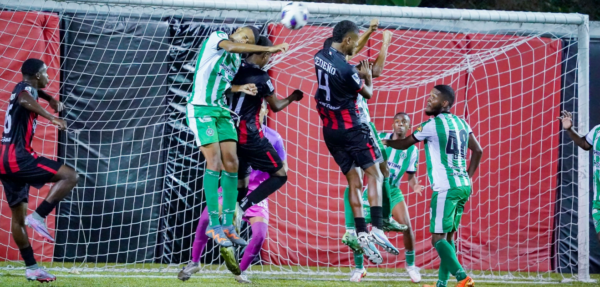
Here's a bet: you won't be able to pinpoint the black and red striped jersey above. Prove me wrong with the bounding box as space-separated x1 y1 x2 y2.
313 47 364 130
229 61 275 145
0 82 40 172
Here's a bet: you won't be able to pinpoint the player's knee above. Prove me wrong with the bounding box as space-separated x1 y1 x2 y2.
222 157 238 173
273 167 287 177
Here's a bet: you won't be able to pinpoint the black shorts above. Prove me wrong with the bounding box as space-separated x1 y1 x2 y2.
1 156 61 207
238 137 283 179
323 124 382 175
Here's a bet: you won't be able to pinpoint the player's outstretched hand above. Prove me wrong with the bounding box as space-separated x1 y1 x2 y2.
368 18 379 32
291 89 304 101
559 110 573 130
413 184 425 196
381 139 388 146
235 84 258 96
357 60 372 80
49 99 64 113
52 118 67 131
382 30 393 45
269 43 289 54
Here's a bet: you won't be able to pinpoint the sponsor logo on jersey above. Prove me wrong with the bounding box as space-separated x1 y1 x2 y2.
352 73 360 85
417 126 423 132
1 137 11 143
206 127 214 136
198 116 213 123
318 102 341 110
266 79 274 92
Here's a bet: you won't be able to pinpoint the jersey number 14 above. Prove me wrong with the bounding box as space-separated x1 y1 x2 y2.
317 70 330 101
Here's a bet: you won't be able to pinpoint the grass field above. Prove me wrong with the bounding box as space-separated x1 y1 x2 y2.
0 262 598 287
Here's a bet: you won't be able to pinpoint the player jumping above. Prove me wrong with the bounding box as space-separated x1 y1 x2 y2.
314 20 396 265
186 26 288 264
231 36 303 216
383 85 483 287
559 111 600 244
348 112 425 283
179 100 287 284
0 59 79 282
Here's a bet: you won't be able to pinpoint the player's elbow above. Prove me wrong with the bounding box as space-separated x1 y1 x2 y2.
472 146 483 156
372 68 382 78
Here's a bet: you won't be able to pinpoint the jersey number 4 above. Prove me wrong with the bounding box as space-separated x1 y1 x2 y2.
446 130 468 159
317 69 330 101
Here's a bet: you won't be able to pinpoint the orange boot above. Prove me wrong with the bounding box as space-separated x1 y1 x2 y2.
456 276 474 287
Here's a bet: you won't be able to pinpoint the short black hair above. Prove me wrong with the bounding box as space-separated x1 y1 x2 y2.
21 58 45 77
434 84 455 107
394 112 409 119
323 37 333 49
332 20 359 43
244 26 261 45
248 36 273 57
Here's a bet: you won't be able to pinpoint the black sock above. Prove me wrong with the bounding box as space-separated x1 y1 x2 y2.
237 187 248 204
20 246 36 267
240 175 287 211
35 200 57 218
354 217 368 234
370 206 383 230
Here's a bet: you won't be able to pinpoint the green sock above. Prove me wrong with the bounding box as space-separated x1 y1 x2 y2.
204 169 221 227
436 280 448 287
343 186 355 229
354 252 364 269
221 171 238 226
382 178 392 218
434 239 467 281
437 241 453 284
405 250 415 267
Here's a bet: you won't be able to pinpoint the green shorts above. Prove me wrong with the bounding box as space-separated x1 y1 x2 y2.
186 105 237 146
593 200 600 234
430 186 471 234
368 122 388 161
361 185 405 222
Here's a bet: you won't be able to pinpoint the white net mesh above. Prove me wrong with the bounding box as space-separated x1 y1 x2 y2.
0 0 588 282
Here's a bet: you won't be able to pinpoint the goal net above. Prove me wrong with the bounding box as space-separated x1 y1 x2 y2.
0 0 590 282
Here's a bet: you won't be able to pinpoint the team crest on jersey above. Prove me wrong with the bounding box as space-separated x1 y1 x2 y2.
352 73 360 85
206 127 214 137
266 79 274 92
399 152 407 160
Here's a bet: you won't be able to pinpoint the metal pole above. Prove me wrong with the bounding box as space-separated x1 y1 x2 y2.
576 15 591 283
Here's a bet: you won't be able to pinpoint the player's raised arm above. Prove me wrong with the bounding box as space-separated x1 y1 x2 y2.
348 18 378 60
560 110 592 150
467 133 483 178
265 89 303 112
371 30 391 78
216 26 288 54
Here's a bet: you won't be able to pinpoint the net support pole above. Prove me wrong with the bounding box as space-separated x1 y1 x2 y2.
576 15 591 283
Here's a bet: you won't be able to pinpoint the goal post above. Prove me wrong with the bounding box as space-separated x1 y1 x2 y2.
0 0 591 282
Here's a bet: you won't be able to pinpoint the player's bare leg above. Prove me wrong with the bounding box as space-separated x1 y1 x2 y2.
391 200 421 282
364 164 399 255
26 165 78 243
12 202 56 282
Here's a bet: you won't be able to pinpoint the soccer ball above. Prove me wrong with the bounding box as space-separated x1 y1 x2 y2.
280 2 309 30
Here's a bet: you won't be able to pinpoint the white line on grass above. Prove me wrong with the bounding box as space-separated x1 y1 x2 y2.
37 273 561 284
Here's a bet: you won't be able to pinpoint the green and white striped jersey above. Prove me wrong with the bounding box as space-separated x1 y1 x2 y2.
585 124 600 204
413 113 472 192
356 95 371 124
380 132 419 188
188 31 242 108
